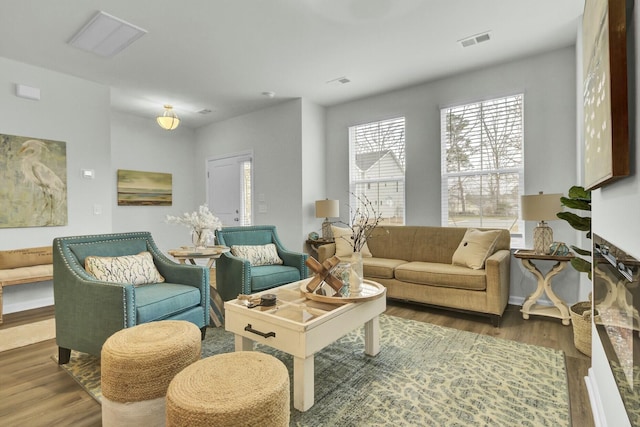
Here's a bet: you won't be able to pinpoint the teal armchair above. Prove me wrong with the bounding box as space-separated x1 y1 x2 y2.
53 232 209 364
215 225 308 301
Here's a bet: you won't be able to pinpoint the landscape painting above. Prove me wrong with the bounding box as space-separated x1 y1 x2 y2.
0 133 68 228
117 169 172 206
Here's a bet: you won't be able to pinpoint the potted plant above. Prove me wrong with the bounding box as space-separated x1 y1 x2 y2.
556 185 593 356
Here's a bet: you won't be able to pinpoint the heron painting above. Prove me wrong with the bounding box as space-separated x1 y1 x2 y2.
0 133 68 228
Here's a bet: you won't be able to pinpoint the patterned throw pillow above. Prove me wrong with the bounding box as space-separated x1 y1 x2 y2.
230 244 284 266
85 251 165 285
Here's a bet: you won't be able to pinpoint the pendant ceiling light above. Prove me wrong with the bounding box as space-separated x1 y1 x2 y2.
156 105 180 130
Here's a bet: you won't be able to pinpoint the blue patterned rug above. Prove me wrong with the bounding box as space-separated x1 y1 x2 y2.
56 314 569 426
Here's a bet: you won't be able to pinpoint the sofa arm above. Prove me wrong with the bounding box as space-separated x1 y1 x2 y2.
215 252 251 301
317 243 336 264
484 249 511 315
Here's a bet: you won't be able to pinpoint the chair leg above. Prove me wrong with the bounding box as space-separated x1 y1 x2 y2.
58 347 71 365
200 327 207 340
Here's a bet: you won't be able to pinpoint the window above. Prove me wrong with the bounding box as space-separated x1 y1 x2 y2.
441 94 524 245
349 117 405 225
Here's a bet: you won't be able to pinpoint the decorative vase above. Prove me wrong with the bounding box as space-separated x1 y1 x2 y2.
349 251 364 294
191 228 210 249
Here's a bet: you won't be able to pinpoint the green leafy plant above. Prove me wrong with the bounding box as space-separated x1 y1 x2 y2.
556 186 592 278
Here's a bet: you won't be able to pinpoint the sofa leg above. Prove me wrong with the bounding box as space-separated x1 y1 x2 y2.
58 347 71 365
490 315 501 328
200 326 207 340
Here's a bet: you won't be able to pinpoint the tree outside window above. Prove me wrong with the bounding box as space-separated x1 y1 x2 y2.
441 95 524 244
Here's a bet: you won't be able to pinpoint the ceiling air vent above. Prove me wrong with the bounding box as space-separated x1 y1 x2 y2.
458 31 492 48
197 109 212 115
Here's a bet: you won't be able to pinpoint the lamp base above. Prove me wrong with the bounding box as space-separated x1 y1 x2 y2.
321 219 333 240
533 221 553 255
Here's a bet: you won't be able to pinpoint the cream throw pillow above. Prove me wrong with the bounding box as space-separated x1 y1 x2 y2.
452 229 502 270
331 225 373 258
85 251 165 285
230 244 284 266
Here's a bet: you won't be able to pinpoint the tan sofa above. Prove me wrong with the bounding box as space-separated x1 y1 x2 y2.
318 226 511 325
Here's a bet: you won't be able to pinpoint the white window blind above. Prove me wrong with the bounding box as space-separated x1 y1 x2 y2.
440 95 524 244
349 117 405 225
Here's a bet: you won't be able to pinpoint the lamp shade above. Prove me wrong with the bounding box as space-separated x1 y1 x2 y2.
521 192 562 221
157 105 180 130
315 199 339 218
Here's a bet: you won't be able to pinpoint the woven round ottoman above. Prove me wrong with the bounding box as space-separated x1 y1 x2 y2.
166 351 290 427
101 320 202 427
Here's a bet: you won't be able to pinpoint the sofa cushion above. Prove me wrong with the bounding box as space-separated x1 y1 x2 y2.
85 251 165 286
363 257 409 279
331 225 372 258
231 243 283 266
251 265 301 292
394 262 487 291
135 282 201 323
451 228 502 270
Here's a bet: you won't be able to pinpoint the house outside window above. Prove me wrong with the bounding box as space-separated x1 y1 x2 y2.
349 117 405 225
440 94 524 246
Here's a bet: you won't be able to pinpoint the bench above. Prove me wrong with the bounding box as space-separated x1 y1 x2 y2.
0 246 53 324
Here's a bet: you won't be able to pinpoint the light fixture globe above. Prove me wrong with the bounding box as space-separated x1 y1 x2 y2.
157 104 180 130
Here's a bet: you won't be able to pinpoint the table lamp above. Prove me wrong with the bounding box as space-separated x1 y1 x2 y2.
315 199 339 240
521 192 563 255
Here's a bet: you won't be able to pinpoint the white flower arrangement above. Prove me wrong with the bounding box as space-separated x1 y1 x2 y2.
166 204 223 246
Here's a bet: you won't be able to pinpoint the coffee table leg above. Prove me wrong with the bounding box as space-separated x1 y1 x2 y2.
234 334 254 351
293 355 314 411
364 315 380 356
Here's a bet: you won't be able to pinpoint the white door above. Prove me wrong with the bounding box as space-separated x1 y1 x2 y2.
207 152 252 226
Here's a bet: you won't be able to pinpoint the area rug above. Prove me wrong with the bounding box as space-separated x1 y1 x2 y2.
0 318 55 352
55 314 569 426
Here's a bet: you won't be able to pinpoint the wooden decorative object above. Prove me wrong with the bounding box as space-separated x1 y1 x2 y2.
305 256 343 294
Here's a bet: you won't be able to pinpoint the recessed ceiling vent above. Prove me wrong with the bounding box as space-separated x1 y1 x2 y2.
458 31 492 48
326 76 351 85
69 11 147 57
197 109 212 115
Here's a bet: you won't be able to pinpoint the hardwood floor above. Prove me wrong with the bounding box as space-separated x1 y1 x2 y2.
0 303 593 426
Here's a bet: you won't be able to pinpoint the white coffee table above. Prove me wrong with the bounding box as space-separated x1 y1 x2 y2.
224 278 386 411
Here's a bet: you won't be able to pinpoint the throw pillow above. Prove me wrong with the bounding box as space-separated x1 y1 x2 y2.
85 251 165 285
231 243 284 266
451 228 502 270
331 225 373 258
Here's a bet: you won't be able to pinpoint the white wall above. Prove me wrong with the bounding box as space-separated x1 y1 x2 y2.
0 57 112 313
194 99 307 251
326 47 581 305
301 99 327 242
588 4 639 425
110 111 198 253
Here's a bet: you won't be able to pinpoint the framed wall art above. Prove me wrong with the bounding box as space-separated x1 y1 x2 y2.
117 169 172 206
0 133 68 228
582 0 630 190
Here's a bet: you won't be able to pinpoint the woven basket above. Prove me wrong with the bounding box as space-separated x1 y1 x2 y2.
570 301 592 356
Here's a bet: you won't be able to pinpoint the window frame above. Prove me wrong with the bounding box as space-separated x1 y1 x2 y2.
440 94 525 246
348 117 406 226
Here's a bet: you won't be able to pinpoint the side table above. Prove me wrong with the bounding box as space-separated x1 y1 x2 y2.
514 249 574 326
168 246 230 326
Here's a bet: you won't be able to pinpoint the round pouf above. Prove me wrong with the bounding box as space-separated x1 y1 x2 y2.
101 320 202 427
166 352 290 427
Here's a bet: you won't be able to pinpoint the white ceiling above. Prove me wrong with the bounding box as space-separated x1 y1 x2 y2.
0 0 585 129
